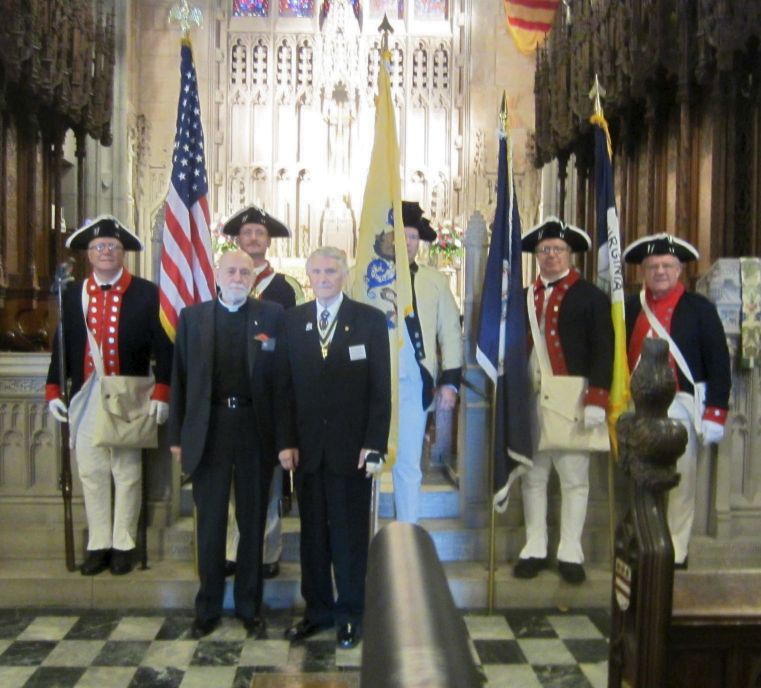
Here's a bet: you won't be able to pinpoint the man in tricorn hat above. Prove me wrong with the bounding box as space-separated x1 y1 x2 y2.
392 201 463 524
46 216 173 576
514 217 613 584
221 205 304 580
623 233 731 568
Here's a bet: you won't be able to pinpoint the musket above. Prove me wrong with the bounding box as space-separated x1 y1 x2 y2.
51 260 76 572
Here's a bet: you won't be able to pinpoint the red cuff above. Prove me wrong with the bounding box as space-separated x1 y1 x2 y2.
703 406 727 425
584 386 609 409
45 384 61 402
151 383 170 403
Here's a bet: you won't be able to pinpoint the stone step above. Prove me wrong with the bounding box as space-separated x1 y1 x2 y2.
0 557 614 611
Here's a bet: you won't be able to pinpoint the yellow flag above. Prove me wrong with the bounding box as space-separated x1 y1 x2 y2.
349 50 413 468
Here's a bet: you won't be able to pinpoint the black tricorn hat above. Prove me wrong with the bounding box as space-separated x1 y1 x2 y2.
521 216 591 253
401 201 437 242
222 205 290 238
623 233 699 264
66 215 144 251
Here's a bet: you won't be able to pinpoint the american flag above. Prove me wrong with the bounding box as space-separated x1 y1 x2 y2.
159 39 216 342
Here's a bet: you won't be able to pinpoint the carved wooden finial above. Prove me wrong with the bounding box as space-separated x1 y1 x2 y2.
378 13 393 52
589 73 606 118
168 0 203 38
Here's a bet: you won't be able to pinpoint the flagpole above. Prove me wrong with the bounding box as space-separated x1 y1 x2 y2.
589 74 617 567
486 92 510 614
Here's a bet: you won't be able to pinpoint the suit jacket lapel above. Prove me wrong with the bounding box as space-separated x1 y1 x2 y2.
326 298 353 364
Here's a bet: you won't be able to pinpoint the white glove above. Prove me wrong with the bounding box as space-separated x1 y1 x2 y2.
49 398 68 423
583 405 606 430
365 456 385 477
149 400 169 425
701 419 724 445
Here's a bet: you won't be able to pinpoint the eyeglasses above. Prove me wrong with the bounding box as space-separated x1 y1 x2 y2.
89 243 123 254
536 246 569 256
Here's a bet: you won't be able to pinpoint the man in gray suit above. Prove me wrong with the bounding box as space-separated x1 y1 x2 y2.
168 250 284 639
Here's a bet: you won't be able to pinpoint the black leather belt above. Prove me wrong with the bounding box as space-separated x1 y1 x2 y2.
214 396 253 408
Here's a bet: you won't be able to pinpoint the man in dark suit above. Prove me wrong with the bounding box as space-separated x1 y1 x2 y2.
221 205 304 580
277 246 391 649
168 250 283 639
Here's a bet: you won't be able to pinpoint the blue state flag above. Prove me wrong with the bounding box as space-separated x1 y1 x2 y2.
476 133 533 512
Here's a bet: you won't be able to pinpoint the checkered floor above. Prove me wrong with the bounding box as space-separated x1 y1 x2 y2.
0 608 609 687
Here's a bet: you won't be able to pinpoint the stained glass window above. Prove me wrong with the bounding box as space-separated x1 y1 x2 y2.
279 0 315 17
414 0 447 20
369 0 404 20
233 0 270 17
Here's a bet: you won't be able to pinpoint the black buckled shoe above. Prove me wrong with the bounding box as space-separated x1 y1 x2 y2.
190 617 220 639
674 557 689 571
284 618 331 642
80 549 110 576
558 560 586 584
513 557 549 579
109 549 135 575
224 560 237 577
337 622 361 649
262 562 279 579
241 616 267 639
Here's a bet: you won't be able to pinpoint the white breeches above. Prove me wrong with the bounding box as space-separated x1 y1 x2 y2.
519 450 590 564
74 386 141 552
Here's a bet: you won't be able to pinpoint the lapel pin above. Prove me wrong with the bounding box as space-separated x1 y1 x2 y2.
344 326 349 331
306 322 313 331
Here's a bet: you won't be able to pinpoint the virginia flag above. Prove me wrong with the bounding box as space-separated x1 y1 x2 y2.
476 131 533 512
159 38 216 342
349 48 413 468
591 111 630 454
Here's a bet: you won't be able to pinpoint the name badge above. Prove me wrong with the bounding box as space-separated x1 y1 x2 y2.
349 344 367 361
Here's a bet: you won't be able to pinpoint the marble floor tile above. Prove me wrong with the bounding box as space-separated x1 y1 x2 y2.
580 661 608 688
0 641 57 666
42 640 106 667
22 666 85 688
141 640 198 668
179 665 237 688
0 665 37 688
517 638 577 666
484 664 542 688
92 640 151 667
547 615 605 640
473 639 526 664
73 666 136 688
0 639 11 655
563 639 609 664
190 640 243 666
127 666 184 688
155 616 195 641
532 663 593 687
464 614 514 640
238 639 290 667
232 666 256 688
17 616 78 641
334 643 362 668
506 610 558 639
110 617 165 641
0 612 34 640
206 618 247 642
288 639 337 672
65 614 120 641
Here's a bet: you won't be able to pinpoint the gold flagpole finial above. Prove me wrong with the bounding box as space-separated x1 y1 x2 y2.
378 13 393 53
499 90 508 135
589 74 606 117
169 0 203 38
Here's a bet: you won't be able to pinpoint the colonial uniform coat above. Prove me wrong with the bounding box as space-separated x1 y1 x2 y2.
276 296 391 627
168 296 283 622
46 271 172 553
626 287 730 563
519 269 613 565
394 263 463 523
